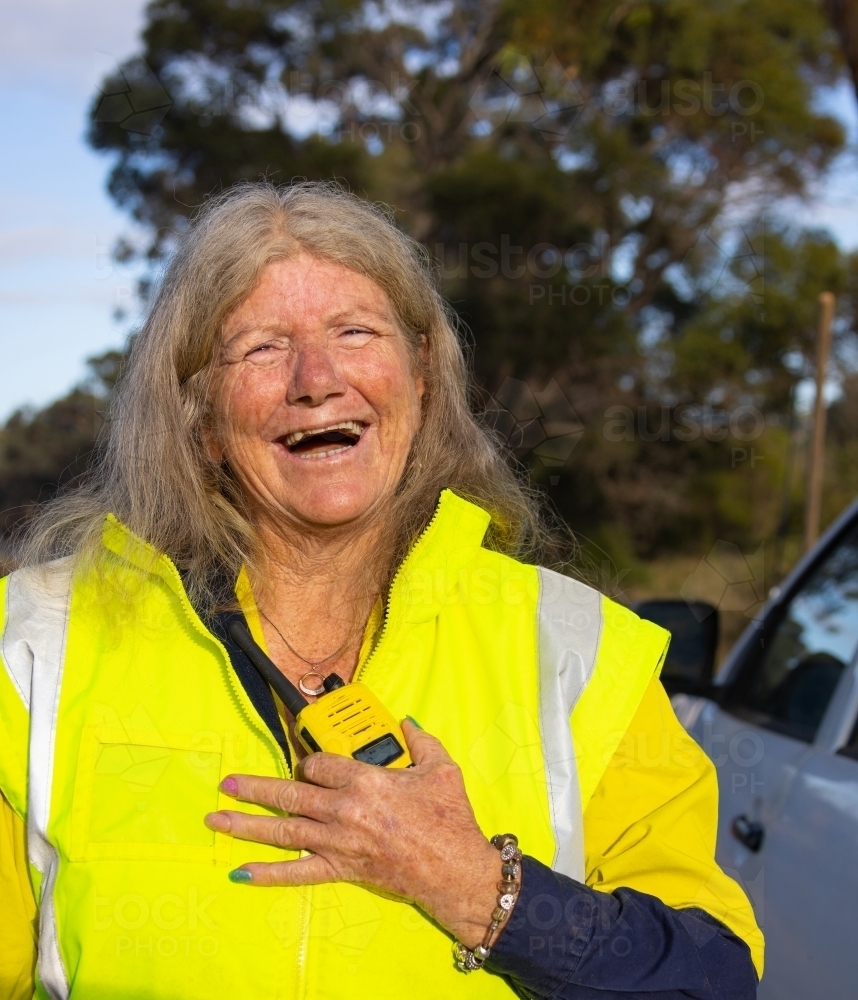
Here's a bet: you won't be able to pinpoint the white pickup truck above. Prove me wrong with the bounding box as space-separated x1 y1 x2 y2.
637 498 858 1000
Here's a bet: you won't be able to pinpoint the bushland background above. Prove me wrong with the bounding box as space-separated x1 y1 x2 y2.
4 0 858 659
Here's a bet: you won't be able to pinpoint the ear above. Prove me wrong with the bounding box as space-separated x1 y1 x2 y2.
416 334 429 364
201 423 224 463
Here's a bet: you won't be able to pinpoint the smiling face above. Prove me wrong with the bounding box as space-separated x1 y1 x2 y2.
212 253 424 531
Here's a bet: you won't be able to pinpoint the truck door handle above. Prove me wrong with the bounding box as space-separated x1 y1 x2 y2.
731 815 764 852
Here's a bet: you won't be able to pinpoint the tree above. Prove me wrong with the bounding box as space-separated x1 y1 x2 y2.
0 352 123 547
10 0 846 564
90 0 842 306
824 0 858 97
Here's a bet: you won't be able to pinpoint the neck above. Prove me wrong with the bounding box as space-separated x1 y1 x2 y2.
249 514 389 685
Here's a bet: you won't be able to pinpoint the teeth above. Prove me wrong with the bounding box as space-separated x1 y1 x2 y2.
284 420 364 447
297 444 353 460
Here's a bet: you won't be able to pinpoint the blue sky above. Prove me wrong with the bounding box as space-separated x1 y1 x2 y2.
1 0 857 422
0 0 146 421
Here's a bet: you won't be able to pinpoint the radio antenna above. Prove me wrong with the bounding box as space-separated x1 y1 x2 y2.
228 620 309 717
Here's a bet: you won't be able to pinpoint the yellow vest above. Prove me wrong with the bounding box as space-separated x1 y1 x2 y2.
0 490 668 999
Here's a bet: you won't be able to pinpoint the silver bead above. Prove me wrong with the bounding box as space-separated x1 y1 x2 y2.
453 941 486 973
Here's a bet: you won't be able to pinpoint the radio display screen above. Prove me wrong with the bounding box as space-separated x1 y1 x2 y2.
353 734 404 766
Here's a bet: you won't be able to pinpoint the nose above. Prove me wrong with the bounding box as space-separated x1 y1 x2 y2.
286 343 347 407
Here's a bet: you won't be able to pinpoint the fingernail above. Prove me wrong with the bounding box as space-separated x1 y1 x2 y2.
228 868 253 884
204 812 231 832
405 715 423 730
220 776 239 795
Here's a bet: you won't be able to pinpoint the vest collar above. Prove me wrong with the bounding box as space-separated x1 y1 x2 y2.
101 511 187 595
388 489 491 625
99 488 492 615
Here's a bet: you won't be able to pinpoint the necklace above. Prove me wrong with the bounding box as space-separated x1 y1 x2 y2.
259 609 361 697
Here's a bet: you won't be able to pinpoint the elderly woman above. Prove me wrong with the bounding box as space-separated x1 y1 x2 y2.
0 183 761 1000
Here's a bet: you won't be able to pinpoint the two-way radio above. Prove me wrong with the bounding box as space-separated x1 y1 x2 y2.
228 621 412 768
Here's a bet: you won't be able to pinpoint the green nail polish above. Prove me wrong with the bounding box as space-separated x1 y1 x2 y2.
405 715 423 730
228 868 253 884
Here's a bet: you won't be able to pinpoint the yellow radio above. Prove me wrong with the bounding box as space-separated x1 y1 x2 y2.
229 621 412 768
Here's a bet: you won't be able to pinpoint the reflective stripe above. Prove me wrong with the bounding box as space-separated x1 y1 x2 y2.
5 562 73 1000
2 572 39 710
536 567 602 881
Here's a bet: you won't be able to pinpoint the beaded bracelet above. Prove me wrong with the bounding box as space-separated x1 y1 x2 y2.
453 833 522 973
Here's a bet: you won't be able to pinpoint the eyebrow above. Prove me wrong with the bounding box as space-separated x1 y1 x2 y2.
222 305 397 344
326 307 395 324
226 306 396 343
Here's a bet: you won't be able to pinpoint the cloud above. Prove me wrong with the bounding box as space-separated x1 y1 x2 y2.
0 0 147 94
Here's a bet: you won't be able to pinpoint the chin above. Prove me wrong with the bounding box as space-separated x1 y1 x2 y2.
286 481 389 528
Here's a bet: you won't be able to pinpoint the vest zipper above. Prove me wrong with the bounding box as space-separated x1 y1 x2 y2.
293 882 312 1000
208 620 294 772
171 499 444 996
286 505 446 996
219 636 295 776
356 499 445 683
163 562 292 779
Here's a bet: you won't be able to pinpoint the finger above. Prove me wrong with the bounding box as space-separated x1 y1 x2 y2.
230 853 335 887
205 810 326 851
400 718 450 766
297 751 363 788
221 774 334 820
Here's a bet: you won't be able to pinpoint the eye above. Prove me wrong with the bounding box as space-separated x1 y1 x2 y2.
245 341 286 367
340 327 374 346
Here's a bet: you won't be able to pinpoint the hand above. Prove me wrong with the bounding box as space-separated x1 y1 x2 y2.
204 720 500 947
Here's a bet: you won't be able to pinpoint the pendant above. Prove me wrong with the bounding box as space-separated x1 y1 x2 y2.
298 671 326 697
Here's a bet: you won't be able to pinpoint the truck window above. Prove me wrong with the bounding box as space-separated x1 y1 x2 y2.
727 521 858 742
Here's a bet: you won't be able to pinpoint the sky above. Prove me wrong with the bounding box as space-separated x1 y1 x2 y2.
1 1 858 422
0 0 147 421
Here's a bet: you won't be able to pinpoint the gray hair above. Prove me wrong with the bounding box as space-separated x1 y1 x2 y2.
20 181 552 610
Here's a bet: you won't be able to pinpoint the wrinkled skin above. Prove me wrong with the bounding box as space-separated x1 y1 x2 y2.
205 721 500 948
212 252 424 532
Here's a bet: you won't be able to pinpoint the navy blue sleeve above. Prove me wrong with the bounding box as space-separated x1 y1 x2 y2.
485 856 757 999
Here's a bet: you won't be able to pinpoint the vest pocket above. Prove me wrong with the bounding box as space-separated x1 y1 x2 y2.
70 725 231 863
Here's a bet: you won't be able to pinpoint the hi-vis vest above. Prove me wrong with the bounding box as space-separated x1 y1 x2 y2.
0 490 668 1000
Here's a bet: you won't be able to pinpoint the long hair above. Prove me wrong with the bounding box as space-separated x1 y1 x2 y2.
19 181 558 610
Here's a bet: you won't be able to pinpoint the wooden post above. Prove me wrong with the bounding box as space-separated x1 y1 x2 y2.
804 291 836 552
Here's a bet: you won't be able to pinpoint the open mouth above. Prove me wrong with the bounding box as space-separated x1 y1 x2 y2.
281 420 366 459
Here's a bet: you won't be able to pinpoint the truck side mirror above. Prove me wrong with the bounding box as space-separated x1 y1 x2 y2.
633 599 719 696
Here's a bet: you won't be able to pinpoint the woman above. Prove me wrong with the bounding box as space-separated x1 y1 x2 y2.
0 182 762 999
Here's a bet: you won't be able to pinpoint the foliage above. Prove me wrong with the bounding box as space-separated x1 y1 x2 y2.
0 353 123 547
824 0 858 96
4 0 858 579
